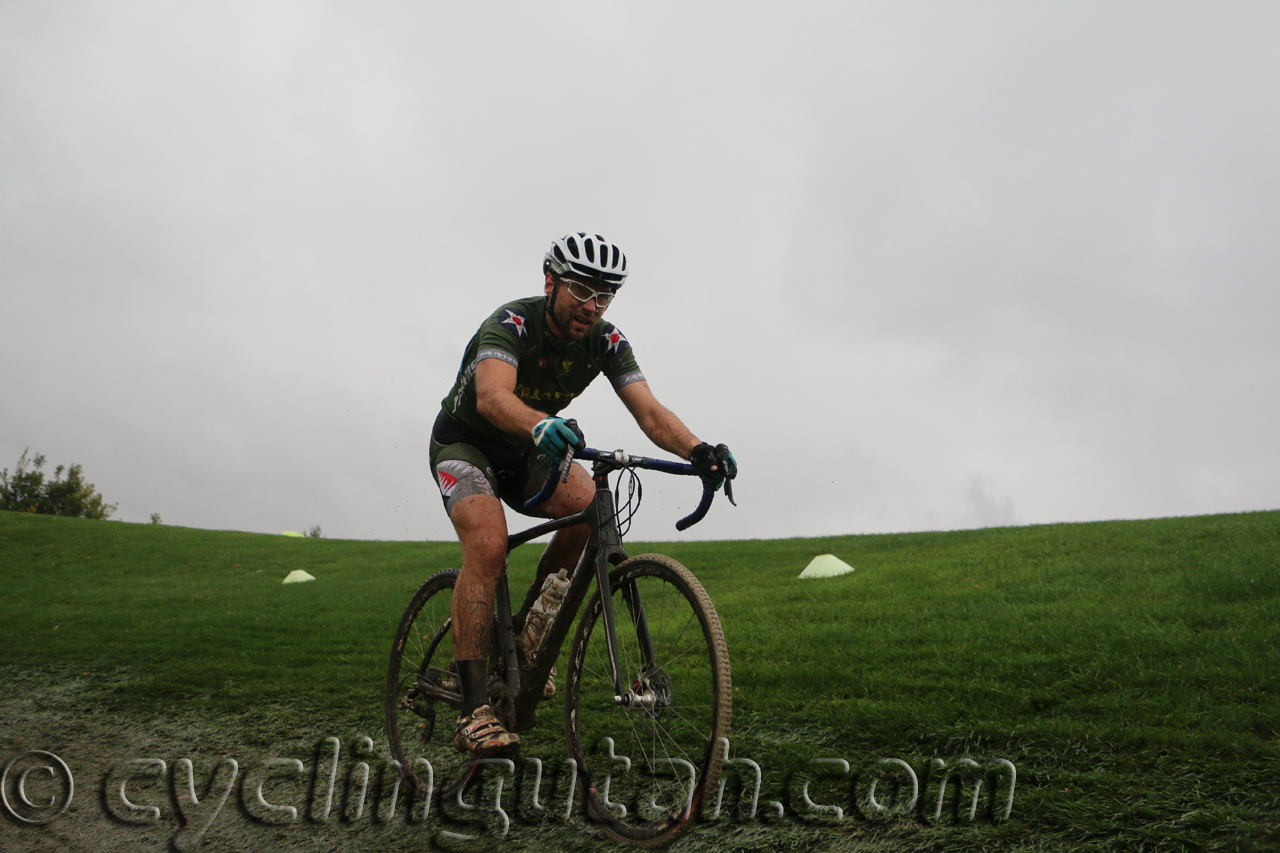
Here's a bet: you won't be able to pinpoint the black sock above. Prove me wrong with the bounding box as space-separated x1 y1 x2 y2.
456 658 487 716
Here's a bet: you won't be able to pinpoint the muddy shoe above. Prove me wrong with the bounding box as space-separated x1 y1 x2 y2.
453 705 520 756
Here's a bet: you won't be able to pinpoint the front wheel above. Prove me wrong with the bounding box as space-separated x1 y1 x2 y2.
564 554 731 847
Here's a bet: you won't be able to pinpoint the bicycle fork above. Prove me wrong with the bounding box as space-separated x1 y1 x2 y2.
583 486 661 710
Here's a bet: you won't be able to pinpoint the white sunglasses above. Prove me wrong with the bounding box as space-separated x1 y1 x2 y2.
561 278 617 307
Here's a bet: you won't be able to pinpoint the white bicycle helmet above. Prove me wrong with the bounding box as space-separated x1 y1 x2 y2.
543 232 628 286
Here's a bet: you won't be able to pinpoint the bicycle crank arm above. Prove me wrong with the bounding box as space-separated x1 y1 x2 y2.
411 673 461 706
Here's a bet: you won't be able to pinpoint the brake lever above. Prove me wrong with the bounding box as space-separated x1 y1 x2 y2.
724 475 736 507
559 444 574 483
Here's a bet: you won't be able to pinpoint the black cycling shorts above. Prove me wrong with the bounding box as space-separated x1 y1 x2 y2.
428 411 555 516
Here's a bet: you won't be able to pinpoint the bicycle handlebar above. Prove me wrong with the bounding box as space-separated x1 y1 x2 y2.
676 478 717 532
522 445 726 530
522 444 579 513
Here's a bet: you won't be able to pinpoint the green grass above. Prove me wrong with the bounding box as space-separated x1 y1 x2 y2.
2 509 1279 851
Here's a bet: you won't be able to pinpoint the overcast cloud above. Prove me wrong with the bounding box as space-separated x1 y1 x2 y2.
3 2 1277 543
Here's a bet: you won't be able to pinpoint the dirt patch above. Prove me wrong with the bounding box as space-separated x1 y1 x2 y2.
0 668 592 852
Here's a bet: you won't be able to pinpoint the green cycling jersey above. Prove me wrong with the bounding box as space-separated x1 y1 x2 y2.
440 295 645 448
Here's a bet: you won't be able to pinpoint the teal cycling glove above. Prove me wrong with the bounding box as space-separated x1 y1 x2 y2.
531 417 585 458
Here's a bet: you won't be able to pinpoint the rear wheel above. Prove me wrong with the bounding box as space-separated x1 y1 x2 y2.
386 570 472 801
564 554 731 847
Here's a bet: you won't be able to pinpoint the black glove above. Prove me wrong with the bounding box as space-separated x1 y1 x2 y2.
689 443 737 492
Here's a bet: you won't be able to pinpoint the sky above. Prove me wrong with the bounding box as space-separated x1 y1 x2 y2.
3 2 1278 544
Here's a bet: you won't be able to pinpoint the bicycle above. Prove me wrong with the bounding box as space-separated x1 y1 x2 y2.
386 441 735 846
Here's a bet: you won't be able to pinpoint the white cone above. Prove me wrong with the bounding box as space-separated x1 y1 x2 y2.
283 570 316 584
798 554 854 579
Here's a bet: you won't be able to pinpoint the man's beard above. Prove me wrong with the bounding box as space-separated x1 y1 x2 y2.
550 296 595 341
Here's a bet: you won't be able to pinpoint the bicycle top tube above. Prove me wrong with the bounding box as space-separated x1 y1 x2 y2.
522 445 716 531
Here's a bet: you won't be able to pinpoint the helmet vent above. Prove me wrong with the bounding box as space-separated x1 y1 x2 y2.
566 235 580 259
584 238 595 263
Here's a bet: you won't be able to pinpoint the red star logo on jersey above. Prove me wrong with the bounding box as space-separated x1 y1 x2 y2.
501 309 529 337
603 324 628 354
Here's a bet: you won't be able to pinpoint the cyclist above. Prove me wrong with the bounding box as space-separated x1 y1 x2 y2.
429 232 736 757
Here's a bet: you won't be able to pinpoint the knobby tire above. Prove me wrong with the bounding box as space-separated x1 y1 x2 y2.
564 554 732 847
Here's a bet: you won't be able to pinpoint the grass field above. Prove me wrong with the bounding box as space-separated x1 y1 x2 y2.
2 508 1278 852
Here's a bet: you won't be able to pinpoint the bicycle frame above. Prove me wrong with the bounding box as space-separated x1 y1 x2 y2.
496 446 711 724
504 453 642 730
399 449 709 726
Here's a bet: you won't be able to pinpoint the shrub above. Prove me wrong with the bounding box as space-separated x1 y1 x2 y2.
0 449 117 519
